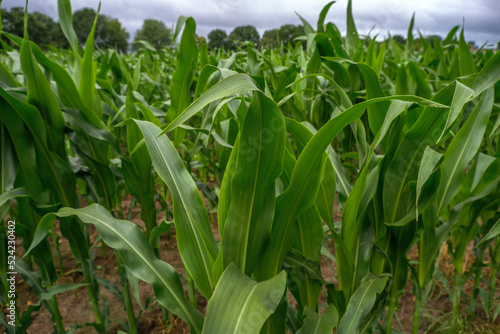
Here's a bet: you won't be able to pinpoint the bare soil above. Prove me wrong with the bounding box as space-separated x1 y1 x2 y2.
2 196 499 333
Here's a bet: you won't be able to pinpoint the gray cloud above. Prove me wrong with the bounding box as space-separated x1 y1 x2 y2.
1 0 499 46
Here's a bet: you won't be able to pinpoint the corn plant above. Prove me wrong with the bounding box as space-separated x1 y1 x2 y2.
1 0 500 333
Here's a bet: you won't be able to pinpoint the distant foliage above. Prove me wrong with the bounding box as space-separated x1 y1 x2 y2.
261 28 279 48
261 24 304 49
73 7 129 52
1 7 68 49
208 28 228 49
228 25 259 48
133 19 172 51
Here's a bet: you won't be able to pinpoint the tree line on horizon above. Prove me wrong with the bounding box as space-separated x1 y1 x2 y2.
0 6 305 52
1 6 496 52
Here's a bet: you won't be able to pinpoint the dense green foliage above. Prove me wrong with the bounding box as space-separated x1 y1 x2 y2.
1 1 500 334
228 24 260 47
73 7 129 52
1 7 68 49
207 28 228 49
133 18 172 51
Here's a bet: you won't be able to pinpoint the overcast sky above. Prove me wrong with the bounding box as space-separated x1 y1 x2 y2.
2 0 499 46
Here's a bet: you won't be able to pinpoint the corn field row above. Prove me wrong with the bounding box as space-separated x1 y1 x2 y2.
1 0 500 333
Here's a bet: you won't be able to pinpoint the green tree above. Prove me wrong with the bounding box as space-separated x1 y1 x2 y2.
1 7 68 49
392 34 406 45
208 28 228 49
427 34 442 47
278 24 304 45
1 7 24 38
73 8 129 52
260 28 278 49
228 25 259 47
133 19 171 51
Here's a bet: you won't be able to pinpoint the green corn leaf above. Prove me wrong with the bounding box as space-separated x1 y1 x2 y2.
20 24 66 159
295 12 315 36
79 3 100 116
416 147 443 219
221 92 285 276
477 217 500 247
323 57 389 135
0 87 76 206
337 274 388 334
159 73 259 136
257 94 444 280
346 0 360 57
0 61 21 88
407 13 415 51
438 83 474 142
458 26 477 88
383 82 466 226
202 264 286 334
317 2 336 33
168 17 198 147
472 49 500 98
57 0 81 55
471 153 497 191
436 88 494 214
42 205 204 333
135 120 218 299
296 305 339 333
395 64 409 95
443 25 460 45
407 61 431 99
0 188 29 208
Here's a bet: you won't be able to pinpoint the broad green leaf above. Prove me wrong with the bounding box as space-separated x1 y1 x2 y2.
471 153 497 191
395 63 409 95
323 57 390 135
345 0 360 57
135 120 218 299
0 88 76 206
57 0 80 55
337 274 388 334
296 305 338 333
284 119 336 226
416 147 443 219
221 92 285 275
38 284 88 302
20 24 66 159
45 205 204 333
168 17 198 147
472 49 500 97
383 82 465 226
295 12 315 36
436 88 494 214
438 83 474 142
202 264 286 334
406 13 415 51
443 25 460 45
0 188 29 207
407 61 431 99
290 206 324 312
79 3 100 116
317 2 336 33
173 15 189 41
256 94 447 280
160 74 259 136
477 217 500 247
0 61 20 88
458 26 477 88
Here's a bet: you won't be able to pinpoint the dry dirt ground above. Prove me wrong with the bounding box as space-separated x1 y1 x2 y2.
2 196 499 334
